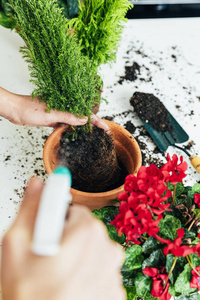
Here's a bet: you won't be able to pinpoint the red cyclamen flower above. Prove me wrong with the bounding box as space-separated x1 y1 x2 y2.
112 162 174 244
194 193 200 209
161 154 187 184
142 267 171 300
190 266 200 290
194 234 200 257
162 228 195 257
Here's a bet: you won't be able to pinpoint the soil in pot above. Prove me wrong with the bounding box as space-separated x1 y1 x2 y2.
58 126 128 193
130 92 171 132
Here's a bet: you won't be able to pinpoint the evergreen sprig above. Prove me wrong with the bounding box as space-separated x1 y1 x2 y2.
68 0 133 69
10 0 101 119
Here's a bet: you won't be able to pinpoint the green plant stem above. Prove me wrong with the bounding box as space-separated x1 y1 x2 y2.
172 184 176 205
163 256 177 290
186 255 200 277
137 234 147 240
188 211 200 231
146 204 156 220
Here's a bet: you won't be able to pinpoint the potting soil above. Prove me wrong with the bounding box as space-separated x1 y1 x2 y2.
130 92 171 132
58 126 128 193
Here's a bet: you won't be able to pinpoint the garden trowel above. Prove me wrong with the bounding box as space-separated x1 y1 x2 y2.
138 110 200 173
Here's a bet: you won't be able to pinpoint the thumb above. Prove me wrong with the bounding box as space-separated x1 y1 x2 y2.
13 178 44 238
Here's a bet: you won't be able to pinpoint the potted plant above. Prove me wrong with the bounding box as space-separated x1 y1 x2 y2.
2 0 133 112
10 0 141 209
93 153 200 300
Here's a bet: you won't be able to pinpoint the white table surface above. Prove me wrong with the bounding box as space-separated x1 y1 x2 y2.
0 18 200 299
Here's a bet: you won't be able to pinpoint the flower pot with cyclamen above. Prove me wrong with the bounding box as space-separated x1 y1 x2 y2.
92 154 200 300
43 120 142 210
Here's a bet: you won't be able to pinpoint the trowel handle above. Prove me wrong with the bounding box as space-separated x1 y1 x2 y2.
190 155 200 174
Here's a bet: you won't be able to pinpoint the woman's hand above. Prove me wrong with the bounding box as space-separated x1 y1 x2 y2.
0 87 110 132
1 178 125 300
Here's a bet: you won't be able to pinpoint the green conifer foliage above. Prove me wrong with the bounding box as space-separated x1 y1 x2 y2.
10 0 101 119
68 0 133 69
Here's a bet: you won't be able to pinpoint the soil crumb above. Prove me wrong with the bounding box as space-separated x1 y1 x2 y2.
118 62 141 84
124 121 136 134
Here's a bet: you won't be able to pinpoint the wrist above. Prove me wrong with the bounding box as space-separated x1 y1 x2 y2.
0 87 22 124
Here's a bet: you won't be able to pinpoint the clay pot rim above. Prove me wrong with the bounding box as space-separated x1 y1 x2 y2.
43 120 142 198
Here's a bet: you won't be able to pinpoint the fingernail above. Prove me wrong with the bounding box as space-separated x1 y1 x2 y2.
105 129 112 135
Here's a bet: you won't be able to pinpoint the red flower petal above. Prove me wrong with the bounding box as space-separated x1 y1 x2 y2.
118 192 129 201
142 267 158 277
151 279 163 297
190 276 198 289
159 282 171 300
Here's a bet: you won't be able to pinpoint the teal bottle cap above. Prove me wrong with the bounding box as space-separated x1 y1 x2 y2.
53 166 72 186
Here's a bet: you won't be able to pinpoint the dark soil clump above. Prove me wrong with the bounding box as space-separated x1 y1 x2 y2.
124 121 136 134
130 92 171 132
58 126 127 193
118 62 141 84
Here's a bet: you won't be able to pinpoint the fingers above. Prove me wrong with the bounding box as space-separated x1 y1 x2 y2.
12 178 44 237
91 114 111 134
48 111 88 127
62 205 94 241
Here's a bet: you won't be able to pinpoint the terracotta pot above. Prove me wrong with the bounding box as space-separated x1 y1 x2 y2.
43 120 142 210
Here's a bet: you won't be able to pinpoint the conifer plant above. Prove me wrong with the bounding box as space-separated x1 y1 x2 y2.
68 0 132 70
11 0 126 193
10 0 101 124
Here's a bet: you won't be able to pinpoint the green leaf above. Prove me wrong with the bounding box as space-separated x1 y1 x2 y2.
168 182 174 191
159 215 181 240
142 249 165 270
142 236 161 255
106 224 126 244
168 284 181 297
192 183 200 194
164 204 182 220
176 182 185 197
166 254 186 285
174 263 196 294
176 292 199 300
176 193 193 209
190 253 200 268
0 11 16 29
194 209 200 217
92 206 119 225
192 236 200 245
134 271 156 299
124 244 144 270
92 207 126 244
183 230 197 240
188 190 195 202
121 269 135 287
125 286 137 300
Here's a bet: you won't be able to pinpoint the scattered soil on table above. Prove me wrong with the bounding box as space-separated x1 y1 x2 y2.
130 92 171 132
118 62 141 84
58 126 127 193
124 121 136 134
184 140 195 150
